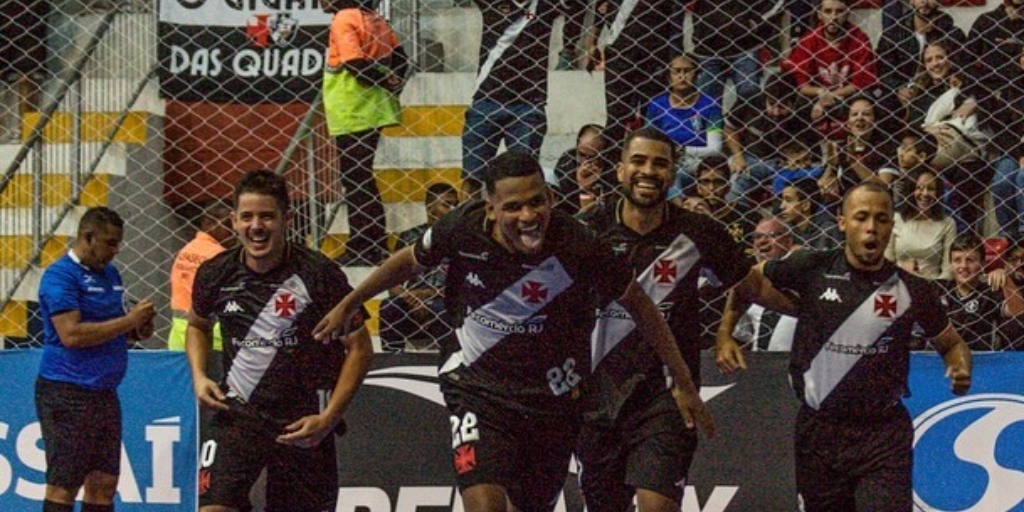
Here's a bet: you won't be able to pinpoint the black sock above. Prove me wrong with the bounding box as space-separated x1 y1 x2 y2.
42 500 74 512
81 504 114 512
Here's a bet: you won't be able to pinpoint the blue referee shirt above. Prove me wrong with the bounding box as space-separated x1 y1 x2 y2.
38 251 129 390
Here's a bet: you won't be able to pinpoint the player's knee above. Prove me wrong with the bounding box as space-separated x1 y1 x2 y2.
44 484 79 505
199 506 240 512
82 471 118 502
636 488 682 512
460 483 510 512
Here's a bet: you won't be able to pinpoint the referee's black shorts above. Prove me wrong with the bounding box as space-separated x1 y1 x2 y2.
577 388 697 512
795 404 913 512
446 389 579 512
35 377 122 489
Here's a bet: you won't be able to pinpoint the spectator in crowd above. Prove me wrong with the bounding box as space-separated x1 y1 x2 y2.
378 182 459 353
691 0 785 121
989 45 1024 238
778 178 841 250
0 0 47 143
936 233 1024 350
772 129 824 197
819 95 898 202
646 54 723 195
168 201 233 353
692 156 753 246
460 0 568 198
965 0 1024 104
891 128 937 207
717 182 972 511
717 215 798 353
902 41 979 130
905 41 990 233
784 0 878 140
36 207 156 512
323 0 408 266
187 170 373 512
875 0 965 126
314 150 712 512
587 0 681 152
885 167 956 280
997 240 1024 349
724 72 816 206
553 124 609 213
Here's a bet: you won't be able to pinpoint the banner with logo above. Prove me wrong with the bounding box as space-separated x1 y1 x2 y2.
337 352 1024 512
0 350 197 511
905 352 1024 512
158 0 332 103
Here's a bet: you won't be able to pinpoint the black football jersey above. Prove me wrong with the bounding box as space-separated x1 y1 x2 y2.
765 248 949 419
936 279 1003 351
413 200 635 416
192 244 364 420
578 200 753 419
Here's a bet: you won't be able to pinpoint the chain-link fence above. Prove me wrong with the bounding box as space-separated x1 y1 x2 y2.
2 0 1023 352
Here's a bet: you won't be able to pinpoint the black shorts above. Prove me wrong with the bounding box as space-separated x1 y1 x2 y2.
35 377 122 489
795 404 913 512
446 390 579 512
199 398 337 512
577 389 696 512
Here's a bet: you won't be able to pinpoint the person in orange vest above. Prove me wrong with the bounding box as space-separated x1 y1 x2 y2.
323 0 408 266
168 201 233 351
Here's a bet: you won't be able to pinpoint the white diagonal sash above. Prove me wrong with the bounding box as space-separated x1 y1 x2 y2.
226 274 311 402
601 0 642 48
802 273 910 409
441 256 572 374
591 234 699 370
473 0 541 94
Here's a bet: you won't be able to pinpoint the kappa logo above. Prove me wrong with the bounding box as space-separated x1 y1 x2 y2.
818 287 842 303
223 301 243 314
912 394 1024 511
465 272 485 288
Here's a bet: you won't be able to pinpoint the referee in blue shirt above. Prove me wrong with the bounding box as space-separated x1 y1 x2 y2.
35 207 156 512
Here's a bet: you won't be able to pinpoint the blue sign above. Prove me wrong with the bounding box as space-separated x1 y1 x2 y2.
906 353 1024 512
0 350 197 511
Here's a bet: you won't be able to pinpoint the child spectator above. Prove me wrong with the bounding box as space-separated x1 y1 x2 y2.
772 130 824 196
935 233 1024 350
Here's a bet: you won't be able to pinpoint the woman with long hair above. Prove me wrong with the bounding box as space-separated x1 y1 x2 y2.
886 167 957 279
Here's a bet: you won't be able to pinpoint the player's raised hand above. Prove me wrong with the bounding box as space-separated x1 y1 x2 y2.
671 384 716 439
313 297 359 344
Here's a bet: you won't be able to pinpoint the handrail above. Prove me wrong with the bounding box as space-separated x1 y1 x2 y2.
0 8 119 197
273 90 323 177
0 62 159 319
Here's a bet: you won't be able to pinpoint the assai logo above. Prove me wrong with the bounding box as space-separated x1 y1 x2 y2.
913 394 1024 512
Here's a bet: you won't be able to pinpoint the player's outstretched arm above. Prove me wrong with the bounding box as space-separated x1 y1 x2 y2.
278 325 374 448
931 322 972 396
314 246 425 342
185 312 228 411
714 289 748 375
618 281 715 439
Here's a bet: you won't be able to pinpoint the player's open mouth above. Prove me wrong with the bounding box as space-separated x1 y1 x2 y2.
519 224 542 250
